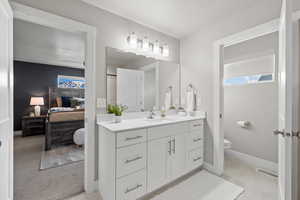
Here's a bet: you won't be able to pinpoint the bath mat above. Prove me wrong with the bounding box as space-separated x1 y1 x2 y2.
150 170 244 200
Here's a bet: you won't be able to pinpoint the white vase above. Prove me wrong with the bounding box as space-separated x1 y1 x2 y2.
114 115 122 123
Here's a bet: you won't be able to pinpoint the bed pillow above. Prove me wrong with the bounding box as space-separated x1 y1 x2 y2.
70 97 85 108
56 97 62 107
61 96 71 107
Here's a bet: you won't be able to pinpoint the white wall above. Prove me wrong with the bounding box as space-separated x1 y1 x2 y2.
180 2 300 165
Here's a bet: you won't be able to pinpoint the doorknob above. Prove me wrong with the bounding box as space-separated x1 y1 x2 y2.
292 131 300 139
273 129 285 136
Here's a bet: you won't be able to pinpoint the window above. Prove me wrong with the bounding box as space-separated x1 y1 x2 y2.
57 75 85 89
224 74 274 86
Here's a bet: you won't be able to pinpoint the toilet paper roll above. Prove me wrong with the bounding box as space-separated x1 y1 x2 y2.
237 121 250 128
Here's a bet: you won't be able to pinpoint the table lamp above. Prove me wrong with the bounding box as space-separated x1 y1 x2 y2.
30 97 44 116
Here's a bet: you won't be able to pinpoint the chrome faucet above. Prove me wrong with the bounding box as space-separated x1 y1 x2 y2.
147 108 156 119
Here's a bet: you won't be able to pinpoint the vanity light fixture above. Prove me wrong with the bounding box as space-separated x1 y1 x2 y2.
126 33 169 57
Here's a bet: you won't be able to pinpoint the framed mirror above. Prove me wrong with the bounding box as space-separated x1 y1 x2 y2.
106 47 180 112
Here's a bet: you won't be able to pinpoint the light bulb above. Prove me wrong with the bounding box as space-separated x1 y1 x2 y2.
128 32 138 49
142 37 150 51
153 40 160 55
162 44 169 57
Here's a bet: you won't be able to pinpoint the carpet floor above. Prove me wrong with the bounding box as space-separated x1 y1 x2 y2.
40 144 84 170
14 135 84 200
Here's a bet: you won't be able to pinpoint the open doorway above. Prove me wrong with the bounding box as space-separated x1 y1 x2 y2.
13 19 86 200
9 2 97 200
213 6 300 198
221 32 279 199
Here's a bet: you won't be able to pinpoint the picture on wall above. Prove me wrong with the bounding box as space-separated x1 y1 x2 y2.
57 75 85 89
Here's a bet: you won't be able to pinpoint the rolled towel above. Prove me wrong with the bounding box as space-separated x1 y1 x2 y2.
186 90 196 113
165 91 172 110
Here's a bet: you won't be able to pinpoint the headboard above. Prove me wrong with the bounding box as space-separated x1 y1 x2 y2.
48 87 85 109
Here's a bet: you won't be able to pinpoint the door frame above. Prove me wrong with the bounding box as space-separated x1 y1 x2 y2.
213 19 279 175
1 1 14 200
10 2 97 193
213 8 300 199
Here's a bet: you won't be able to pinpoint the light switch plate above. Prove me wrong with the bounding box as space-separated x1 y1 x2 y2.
97 98 106 108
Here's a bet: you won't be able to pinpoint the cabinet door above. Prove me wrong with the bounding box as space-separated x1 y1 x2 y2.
148 137 171 192
171 134 186 179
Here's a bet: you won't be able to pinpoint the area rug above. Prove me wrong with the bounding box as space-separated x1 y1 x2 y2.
149 170 244 200
40 145 84 170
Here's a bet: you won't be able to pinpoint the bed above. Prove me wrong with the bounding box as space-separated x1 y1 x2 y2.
45 87 85 150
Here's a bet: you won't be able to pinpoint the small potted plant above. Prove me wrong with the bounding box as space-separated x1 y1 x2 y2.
107 104 115 114
110 104 127 123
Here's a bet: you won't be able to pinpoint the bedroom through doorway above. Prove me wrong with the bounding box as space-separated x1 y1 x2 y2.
13 18 86 200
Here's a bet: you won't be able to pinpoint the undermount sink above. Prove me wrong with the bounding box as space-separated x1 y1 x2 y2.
144 117 175 122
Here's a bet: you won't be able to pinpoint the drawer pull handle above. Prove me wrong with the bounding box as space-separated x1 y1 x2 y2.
172 138 175 154
125 136 143 141
193 138 202 142
193 124 202 127
125 184 142 194
125 156 142 164
193 156 202 162
168 140 172 155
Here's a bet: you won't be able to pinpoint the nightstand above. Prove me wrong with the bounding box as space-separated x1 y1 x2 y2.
22 115 47 137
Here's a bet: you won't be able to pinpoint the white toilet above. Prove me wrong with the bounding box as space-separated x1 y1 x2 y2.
224 139 232 149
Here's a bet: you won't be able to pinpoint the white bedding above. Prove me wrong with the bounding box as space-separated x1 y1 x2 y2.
50 107 75 112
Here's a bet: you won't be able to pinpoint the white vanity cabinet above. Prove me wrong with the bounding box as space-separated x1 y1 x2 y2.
98 118 204 200
147 122 188 192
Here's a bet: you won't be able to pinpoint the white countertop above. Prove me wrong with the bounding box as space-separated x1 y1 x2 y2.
97 113 206 132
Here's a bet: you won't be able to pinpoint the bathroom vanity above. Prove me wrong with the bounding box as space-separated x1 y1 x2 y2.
98 115 205 200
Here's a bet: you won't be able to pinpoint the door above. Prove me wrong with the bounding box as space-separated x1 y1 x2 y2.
147 137 171 192
277 0 294 199
0 1 13 200
117 68 144 112
107 75 116 105
170 134 186 179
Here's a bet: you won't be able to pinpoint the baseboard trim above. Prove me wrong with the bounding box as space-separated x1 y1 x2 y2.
225 149 278 173
14 130 22 136
203 162 221 175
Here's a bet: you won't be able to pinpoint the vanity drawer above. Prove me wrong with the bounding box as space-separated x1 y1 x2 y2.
117 129 147 148
116 169 146 200
148 122 189 141
117 143 146 178
187 148 203 170
187 131 203 150
190 120 204 131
